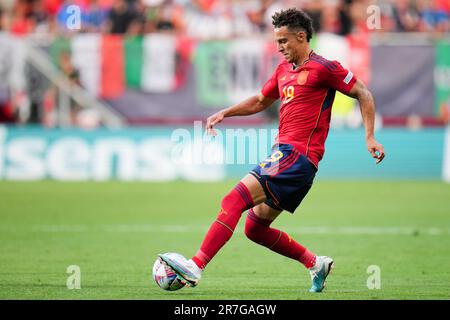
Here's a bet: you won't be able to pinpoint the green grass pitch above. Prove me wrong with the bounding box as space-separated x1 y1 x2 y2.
0 180 449 300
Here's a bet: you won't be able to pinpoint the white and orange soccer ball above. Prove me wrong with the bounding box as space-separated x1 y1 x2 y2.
152 254 186 291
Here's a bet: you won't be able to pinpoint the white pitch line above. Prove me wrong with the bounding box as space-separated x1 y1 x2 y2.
0 225 449 235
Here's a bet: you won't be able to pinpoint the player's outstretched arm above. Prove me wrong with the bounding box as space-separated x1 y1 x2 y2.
347 79 385 164
206 94 276 136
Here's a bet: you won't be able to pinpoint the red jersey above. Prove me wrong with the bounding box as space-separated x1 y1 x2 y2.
261 51 357 168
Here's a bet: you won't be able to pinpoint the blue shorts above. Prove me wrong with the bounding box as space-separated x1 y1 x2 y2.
249 144 317 213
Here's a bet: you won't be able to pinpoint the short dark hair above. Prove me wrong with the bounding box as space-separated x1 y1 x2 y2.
272 8 314 42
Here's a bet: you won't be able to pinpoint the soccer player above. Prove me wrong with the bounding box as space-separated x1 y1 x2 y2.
159 8 385 293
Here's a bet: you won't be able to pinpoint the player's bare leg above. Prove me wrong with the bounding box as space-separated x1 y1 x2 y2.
159 174 267 287
251 201 282 220
240 173 267 204
245 202 334 292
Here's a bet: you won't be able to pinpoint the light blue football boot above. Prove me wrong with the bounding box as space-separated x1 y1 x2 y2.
309 256 334 293
158 252 202 287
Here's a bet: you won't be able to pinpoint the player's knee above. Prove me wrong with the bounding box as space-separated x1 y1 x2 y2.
217 183 253 230
220 191 234 211
220 182 254 215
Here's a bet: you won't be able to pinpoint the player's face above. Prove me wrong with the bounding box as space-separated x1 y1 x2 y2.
274 26 305 64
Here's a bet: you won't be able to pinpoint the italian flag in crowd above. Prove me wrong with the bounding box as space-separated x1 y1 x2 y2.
50 34 193 99
49 33 369 104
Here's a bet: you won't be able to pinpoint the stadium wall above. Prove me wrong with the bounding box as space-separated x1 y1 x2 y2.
0 125 446 181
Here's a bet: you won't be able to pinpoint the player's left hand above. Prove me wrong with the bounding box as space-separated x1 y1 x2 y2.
206 111 225 136
366 137 385 164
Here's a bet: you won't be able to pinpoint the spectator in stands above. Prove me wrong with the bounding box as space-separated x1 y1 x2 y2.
47 51 83 126
0 6 6 31
154 0 178 31
141 1 161 33
392 0 421 31
4 0 450 36
418 0 450 32
181 0 234 38
42 0 64 17
337 0 353 35
27 0 49 33
320 1 343 34
58 50 83 125
10 0 36 35
347 0 369 32
105 0 137 33
84 0 109 32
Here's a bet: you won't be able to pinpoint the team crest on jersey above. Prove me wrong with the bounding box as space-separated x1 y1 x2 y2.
297 71 309 85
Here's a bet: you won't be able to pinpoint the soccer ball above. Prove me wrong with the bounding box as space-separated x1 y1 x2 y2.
152 255 186 291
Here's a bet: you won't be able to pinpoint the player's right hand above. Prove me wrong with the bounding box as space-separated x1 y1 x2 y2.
366 137 385 164
206 111 225 136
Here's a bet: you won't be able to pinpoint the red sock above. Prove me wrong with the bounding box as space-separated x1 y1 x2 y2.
244 209 316 268
192 182 254 270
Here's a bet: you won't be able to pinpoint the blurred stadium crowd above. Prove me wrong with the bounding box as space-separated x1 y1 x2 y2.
0 0 449 127
1 0 449 37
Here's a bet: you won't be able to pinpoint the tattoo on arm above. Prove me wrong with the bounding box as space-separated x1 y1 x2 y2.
347 80 372 101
